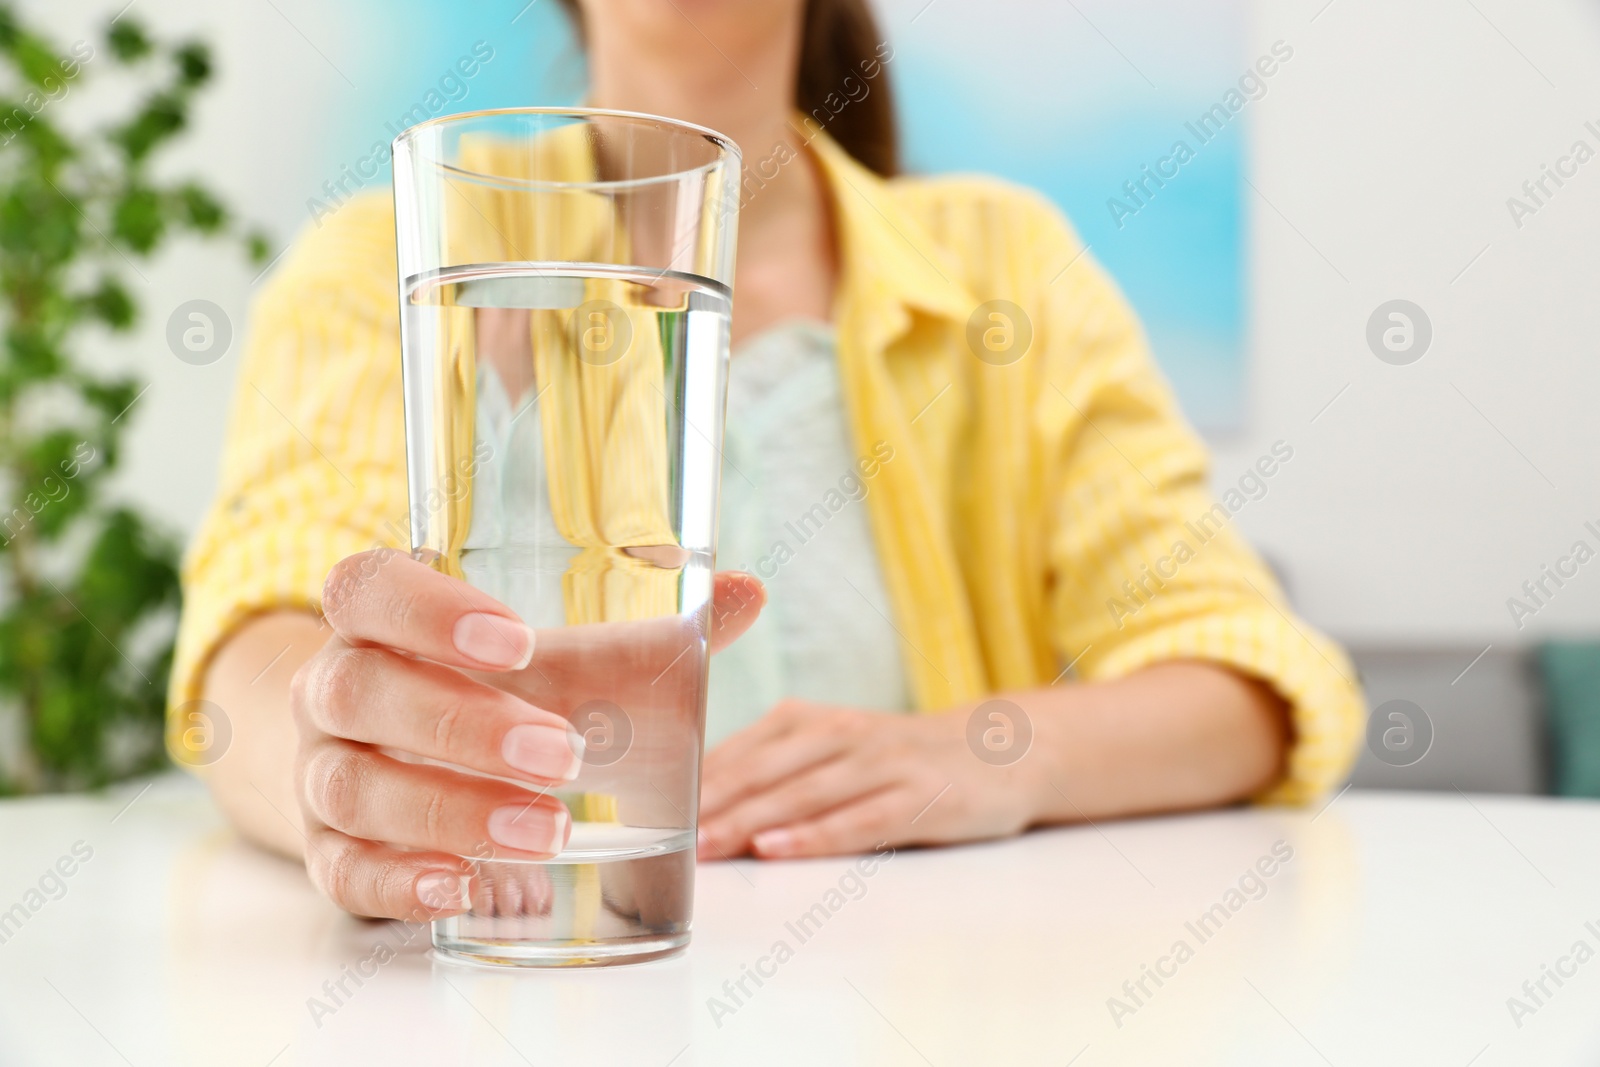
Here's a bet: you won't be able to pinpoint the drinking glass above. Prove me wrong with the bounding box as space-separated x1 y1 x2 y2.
391 108 740 966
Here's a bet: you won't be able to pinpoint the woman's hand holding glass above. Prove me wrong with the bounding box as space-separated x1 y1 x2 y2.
289 548 763 920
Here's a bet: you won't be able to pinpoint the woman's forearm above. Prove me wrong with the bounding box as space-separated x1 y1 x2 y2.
195 610 329 860
1015 661 1292 825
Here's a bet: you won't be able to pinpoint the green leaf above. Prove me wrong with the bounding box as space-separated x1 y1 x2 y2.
80 375 139 420
82 276 137 330
0 180 80 263
1 432 99 546
29 472 92 541
12 36 63 89
0 107 74 170
246 230 272 265
174 42 211 87
20 428 94 487
172 182 225 232
33 679 85 768
111 184 164 253
5 326 62 380
106 19 152 62
110 92 185 162
78 508 180 621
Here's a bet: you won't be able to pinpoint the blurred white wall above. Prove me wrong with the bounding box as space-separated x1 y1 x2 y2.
1209 0 1600 644
19 0 1600 647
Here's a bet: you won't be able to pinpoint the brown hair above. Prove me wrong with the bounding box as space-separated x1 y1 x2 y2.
553 0 899 177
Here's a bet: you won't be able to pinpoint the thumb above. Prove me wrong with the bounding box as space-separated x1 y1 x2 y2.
710 572 765 654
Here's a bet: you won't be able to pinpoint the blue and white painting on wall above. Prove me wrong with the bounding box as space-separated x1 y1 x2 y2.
326 0 1255 431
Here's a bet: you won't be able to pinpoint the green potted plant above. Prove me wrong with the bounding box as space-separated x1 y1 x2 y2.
0 4 266 793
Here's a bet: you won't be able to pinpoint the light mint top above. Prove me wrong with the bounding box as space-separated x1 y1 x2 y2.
467 318 914 747
706 319 913 746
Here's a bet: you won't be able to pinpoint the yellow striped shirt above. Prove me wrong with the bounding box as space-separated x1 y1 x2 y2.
170 128 1364 803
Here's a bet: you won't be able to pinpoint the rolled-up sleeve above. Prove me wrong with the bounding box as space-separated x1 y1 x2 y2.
1032 208 1364 804
167 194 409 763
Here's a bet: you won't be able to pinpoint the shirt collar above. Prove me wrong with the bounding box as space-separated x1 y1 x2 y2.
800 125 977 329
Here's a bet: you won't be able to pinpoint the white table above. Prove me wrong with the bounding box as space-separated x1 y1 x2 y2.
1 775 1597 1066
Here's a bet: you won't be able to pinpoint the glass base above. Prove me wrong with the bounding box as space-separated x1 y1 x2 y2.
430 825 696 968
432 929 689 968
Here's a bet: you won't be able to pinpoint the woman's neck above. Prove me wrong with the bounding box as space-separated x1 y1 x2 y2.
583 19 813 235
580 9 840 341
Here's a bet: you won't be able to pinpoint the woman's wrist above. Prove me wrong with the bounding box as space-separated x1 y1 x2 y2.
198 610 328 861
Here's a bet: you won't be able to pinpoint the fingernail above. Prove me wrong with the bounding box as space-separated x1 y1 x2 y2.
416 870 471 911
751 828 795 856
453 612 534 670
502 723 584 781
488 804 568 856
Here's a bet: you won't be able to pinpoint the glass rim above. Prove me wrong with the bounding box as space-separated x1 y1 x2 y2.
391 105 742 191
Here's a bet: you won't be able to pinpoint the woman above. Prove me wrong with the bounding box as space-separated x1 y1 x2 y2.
175 0 1363 920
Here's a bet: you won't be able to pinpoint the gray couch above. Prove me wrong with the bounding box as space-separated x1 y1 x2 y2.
1345 646 1546 795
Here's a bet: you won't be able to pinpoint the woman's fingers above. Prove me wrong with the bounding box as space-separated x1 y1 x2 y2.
710 571 765 653
303 826 474 921
322 549 536 671
746 787 914 860
700 704 858 818
300 740 571 860
699 701 800 784
294 641 583 783
321 551 760 675
698 753 894 859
